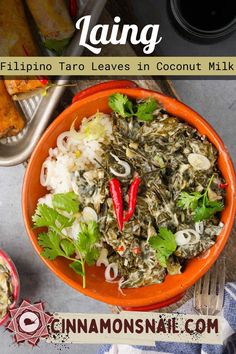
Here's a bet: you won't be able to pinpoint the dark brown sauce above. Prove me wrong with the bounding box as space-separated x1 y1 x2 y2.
178 0 236 31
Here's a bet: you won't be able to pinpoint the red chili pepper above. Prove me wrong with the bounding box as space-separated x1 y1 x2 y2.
219 183 228 189
123 177 141 222
70 0 78 18
116 245 125 252
38 76 49 86
109 178 123 231
132 247 141 255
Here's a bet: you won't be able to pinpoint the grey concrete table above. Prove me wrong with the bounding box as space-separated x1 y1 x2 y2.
0 79 235 354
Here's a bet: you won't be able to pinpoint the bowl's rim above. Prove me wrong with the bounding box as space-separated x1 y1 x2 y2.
22 87 236 307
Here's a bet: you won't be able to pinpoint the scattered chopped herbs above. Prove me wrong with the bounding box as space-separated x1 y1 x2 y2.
32 193 100 288
108 93 158 121
149 227 177 267
177 175 224 222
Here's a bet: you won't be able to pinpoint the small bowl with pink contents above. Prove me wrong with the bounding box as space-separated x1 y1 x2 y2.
0 249 20 326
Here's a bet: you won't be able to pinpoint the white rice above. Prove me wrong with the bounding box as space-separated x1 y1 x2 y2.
39 112 113 194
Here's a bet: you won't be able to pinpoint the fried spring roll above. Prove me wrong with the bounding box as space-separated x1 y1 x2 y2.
0 0 38 56
4 79 45 96
26 0 75 55
0 81 25 138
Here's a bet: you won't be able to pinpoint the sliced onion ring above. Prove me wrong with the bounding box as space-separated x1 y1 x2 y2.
109 152 131 178
175 230 191 246
82 207 98 223
96 248 109 267
175 229 200 246
40 160 51 187
57 131 71 153
105 263 118 282
69 117 82 142
195 222 204 234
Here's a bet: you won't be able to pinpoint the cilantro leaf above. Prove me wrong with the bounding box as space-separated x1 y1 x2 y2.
108 93 133 118
32 204 74 231
135 98 158 121
85 248 100 266
108 93 158 122
60 239 76 257
194 198 224 222
52 192 79 214
69 261 84 276
38 231 64 260
149 227 177 267
177 176 224 222
77 221 100 265
177 191 202 210
33 201 101 288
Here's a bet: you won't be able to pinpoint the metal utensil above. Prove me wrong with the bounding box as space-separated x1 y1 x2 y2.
0 0 107 167
194 258 225 315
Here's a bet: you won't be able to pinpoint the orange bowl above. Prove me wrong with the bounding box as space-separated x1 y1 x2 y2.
22 85 236 308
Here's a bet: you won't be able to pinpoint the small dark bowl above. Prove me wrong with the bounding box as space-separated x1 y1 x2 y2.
169 0 236 43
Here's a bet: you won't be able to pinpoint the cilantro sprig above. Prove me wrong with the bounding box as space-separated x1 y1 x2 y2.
149 227 177 267
32 192 100 288
32 204 75 232
52 192 80 214
108 93 158 121
177 175 224 222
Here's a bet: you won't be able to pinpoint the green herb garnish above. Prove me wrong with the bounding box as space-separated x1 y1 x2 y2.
38 231 75 260
52 192 80 214
108 93 158 121
32 204 75 231
76 222 100 266
149 227 177 267
177 175 224 222
108 93 133 118
32 193 100 288
135 97 158 121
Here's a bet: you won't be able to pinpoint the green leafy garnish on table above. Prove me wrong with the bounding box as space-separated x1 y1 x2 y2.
108 93 158 121
149 227 177 267
177 175 224 222
32 193 100 288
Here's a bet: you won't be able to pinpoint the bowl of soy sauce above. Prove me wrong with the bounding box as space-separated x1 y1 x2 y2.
170 0 236 42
